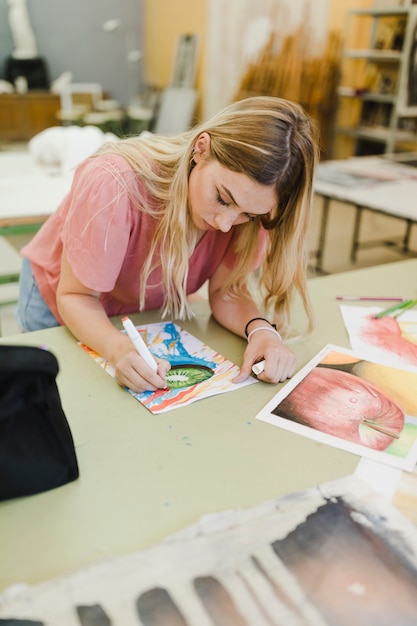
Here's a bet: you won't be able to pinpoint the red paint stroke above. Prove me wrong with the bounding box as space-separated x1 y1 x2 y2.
144 385 198 412
359 315 417 365
276 367 404 451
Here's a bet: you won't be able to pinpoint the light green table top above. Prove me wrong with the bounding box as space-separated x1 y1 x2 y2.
1 259 416 590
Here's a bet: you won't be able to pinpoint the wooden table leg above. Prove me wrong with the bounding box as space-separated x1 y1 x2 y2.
314 195 330 273
350 205 363 262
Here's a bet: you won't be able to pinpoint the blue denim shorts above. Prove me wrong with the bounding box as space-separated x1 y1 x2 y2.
15 257 60 332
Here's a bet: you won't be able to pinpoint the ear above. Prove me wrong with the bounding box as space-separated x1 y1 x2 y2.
193 132 211 161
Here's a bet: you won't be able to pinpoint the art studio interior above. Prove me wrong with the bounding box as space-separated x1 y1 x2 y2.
1 0 417 624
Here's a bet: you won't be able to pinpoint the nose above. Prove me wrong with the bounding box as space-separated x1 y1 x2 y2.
214 210 238 232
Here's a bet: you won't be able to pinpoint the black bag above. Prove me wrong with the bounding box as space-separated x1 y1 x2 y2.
0 345 79 501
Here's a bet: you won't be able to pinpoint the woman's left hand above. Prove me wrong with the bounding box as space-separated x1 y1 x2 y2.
232 329 297 384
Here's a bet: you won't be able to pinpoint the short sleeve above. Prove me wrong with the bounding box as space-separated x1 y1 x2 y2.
62 154 138 292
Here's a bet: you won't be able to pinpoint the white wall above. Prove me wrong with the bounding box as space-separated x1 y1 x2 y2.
0 0 144 107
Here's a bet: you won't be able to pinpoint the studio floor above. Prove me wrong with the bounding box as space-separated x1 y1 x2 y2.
1 173 416 337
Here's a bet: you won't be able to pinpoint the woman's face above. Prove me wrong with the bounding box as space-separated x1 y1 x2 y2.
188 133 277 233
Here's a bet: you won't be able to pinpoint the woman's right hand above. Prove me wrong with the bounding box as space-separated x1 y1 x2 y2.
114 348 171 393
57 250 171 393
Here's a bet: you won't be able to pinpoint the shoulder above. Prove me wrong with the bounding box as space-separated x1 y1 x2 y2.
75 151 134 179
65 144 160 219
71 149 150 200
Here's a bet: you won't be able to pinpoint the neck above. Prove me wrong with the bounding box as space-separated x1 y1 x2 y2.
195 229 206 243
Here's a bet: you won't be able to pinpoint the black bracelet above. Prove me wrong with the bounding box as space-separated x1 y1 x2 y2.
244 317 277 337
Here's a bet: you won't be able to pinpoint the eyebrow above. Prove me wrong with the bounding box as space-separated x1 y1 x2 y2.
219 183 275 216
219 183 237 206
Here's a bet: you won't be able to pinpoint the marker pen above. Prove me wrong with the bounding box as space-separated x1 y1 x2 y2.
252 360 265 376
122 316 158 372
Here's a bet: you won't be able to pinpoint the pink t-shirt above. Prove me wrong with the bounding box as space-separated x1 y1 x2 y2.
22 153 267 324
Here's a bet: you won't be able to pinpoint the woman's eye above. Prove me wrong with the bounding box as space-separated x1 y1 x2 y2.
216 192 229 206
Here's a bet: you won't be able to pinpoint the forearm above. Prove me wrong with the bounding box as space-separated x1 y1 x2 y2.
57 291 130 365
57 291 169 392
209 289 264 338
209 262 278 337
209 284 295 384
56 250 168 392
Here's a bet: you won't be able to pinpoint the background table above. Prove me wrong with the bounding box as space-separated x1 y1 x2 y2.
313 154 417 273
1 259 416 591
0 151 73 284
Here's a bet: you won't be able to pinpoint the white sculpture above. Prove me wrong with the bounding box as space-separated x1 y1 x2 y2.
7 0 38 59
0 79 14 94
50 71 74 94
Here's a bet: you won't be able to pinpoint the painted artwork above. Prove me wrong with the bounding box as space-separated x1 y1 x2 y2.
2 476 417 624
80 321 257 414
256 344 417 471
340 304 417 373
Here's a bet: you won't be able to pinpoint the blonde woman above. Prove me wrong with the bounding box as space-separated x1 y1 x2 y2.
17 96 319 391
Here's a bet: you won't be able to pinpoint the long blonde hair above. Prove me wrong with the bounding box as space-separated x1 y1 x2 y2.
98 96 319 335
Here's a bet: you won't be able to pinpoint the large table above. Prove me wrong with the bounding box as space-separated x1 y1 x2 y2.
313 153 417 272
0 151 73 284
1 259 416 591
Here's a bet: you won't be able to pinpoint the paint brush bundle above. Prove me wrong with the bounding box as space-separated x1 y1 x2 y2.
234 22 342 159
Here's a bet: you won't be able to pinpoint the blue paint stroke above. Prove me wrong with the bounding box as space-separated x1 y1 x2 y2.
150 322 216 369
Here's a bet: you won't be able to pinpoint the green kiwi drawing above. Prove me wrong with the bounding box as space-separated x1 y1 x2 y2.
165 364 214 389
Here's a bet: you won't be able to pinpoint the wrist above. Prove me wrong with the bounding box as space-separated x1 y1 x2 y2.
247 325 282 342
244 316 277 337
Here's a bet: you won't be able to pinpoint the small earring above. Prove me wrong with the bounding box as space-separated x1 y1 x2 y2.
190 148 200 168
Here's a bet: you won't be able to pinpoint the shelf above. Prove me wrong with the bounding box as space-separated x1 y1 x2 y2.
336 125 416 144
332 5 417 158
337 87 396 104
343 49 402 61
350 8 409 17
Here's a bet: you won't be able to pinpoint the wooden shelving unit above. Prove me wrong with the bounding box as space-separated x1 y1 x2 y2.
0 91 60 143
333 6 417 158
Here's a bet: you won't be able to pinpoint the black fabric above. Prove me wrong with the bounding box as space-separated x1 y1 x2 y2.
4 56 50 90
0 345 79 501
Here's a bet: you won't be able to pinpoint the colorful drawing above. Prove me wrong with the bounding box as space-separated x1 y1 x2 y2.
340 304 417 373
80 321 257 414
256 344 417 471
